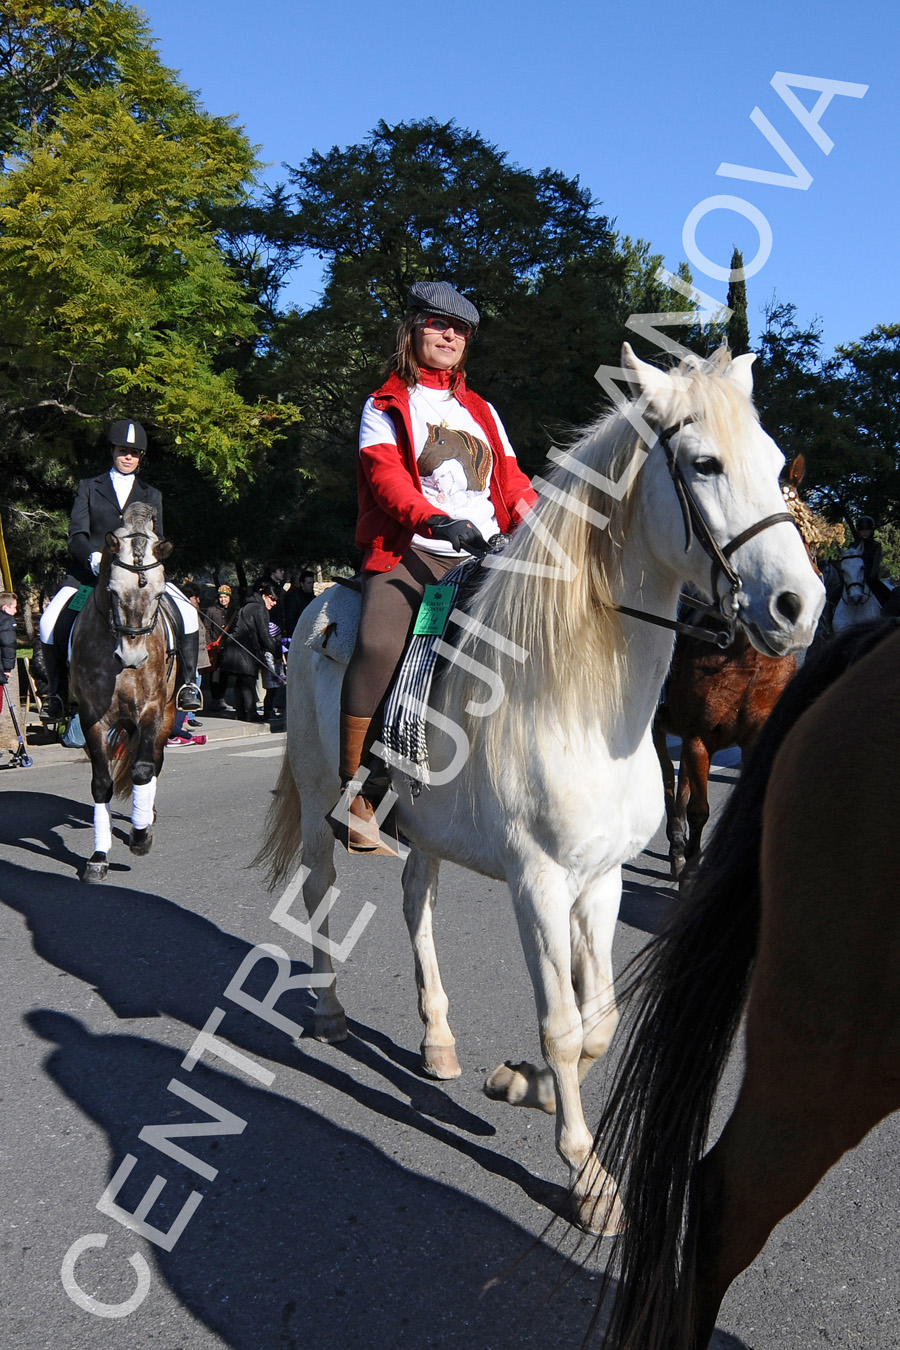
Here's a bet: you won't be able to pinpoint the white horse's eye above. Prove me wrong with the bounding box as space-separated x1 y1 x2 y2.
692 457 724 476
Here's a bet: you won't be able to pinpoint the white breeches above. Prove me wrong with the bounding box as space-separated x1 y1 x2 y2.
39 586 78 643
165 583 198 633
39 582 198 643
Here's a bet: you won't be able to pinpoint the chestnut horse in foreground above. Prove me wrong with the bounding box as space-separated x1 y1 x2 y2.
593 618 900 1349
69 502 176 882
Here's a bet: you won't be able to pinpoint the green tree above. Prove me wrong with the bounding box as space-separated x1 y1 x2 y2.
831 324 900 525
726 247 750 356
266 118 686 564
753 300 859 519
0 0 298 583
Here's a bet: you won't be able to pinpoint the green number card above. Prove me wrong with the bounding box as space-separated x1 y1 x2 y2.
413 585 454 637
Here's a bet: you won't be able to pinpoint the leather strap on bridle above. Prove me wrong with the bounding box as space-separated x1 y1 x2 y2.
614 418 797 647
100 532 165 639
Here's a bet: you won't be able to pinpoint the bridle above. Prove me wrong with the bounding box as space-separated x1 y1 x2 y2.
96 532 166 640
614 417 796 648
839 552 871 606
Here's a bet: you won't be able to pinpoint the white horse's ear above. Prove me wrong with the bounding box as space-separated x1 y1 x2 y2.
729 352 757 397
620 343 671 401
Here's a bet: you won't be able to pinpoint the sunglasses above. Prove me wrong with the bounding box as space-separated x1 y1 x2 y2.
417 314 473 339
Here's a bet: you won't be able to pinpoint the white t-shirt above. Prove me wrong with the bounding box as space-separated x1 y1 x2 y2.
359 384 515 557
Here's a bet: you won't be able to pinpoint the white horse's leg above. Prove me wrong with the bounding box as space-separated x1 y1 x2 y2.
485 868 622 1114
402 847 460 1079
299 814 349 1044
488 862 620 1231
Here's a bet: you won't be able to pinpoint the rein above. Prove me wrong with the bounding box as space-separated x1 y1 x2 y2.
614 418 795 648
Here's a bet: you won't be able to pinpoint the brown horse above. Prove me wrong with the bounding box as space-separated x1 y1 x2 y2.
654 457 840 881
69 502 176 882
591 617 900 1350
652 625 796 880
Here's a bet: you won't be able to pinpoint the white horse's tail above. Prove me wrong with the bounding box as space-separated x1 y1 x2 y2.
254 746 303 889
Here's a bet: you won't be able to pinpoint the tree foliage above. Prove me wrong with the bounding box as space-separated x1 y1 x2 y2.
266 118 687 563
726 247 750 356
0 0 299 583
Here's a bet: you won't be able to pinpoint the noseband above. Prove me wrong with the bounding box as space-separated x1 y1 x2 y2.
99 532 165 639
614 418 796 648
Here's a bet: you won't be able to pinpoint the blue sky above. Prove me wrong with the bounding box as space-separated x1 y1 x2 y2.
138 0 896 355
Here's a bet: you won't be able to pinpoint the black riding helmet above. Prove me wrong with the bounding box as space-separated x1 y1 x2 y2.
856 515 876 531
108 419 147 454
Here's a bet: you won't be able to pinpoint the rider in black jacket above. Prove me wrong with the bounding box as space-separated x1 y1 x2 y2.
38 419 202 719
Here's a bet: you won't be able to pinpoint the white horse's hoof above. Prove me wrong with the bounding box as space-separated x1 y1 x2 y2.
420 1043 461 1079
569 1187 624 1236
313 1011 349 1044
82 855 109 883
484 1060 556 1113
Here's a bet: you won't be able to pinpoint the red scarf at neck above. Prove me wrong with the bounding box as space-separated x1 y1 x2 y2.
416 365 458 391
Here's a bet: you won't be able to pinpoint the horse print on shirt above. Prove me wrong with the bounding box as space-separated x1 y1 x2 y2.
417 424 493 509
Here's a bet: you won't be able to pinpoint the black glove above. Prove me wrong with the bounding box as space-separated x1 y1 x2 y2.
426 515 489 556
0 671 8 685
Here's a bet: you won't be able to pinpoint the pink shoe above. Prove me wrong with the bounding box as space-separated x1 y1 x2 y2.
166 734 206 747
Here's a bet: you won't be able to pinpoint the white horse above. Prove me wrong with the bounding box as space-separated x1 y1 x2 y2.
832 546 883 632
257 345 824 1230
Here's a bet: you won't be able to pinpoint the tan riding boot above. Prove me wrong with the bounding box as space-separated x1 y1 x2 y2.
328 714 398 855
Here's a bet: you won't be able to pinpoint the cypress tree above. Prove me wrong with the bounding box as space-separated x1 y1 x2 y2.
726 247 751 355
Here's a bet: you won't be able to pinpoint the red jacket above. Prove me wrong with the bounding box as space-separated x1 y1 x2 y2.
357 370 537 572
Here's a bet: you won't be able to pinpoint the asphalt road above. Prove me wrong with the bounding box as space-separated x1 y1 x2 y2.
1 738 897 1349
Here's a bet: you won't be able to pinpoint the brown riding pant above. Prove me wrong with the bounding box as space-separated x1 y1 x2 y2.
341 546 456 721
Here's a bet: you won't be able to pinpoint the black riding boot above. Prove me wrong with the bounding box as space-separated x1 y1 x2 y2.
175 629 203 712
39 641 67 721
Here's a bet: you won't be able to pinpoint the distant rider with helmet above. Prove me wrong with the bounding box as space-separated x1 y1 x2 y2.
38 419 202 720
853 515 891 608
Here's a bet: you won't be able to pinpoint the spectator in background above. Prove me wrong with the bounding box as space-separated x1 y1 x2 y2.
283 569 317 636
0 591 20 761
218 583 282 721
252 561 286 629
206 583 235 711
179 583 211 714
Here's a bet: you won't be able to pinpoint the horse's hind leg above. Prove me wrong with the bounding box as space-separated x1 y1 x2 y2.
298 814 348 1044
402 847 460 1079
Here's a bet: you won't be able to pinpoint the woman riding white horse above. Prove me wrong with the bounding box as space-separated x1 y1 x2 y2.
260 344 825 1230
39 418 201 720
330 281 536 852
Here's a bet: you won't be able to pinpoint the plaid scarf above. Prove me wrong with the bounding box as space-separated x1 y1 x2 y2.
380 558 480 788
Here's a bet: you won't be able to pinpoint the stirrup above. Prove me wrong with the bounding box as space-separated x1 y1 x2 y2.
175 683 203 713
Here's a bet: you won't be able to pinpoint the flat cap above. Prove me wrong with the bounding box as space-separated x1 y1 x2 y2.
407 281 479 330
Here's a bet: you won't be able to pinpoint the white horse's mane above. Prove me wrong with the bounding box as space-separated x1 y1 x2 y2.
438 347 764 779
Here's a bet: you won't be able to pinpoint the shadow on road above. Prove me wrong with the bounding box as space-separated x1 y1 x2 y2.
29 1009 607 1349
